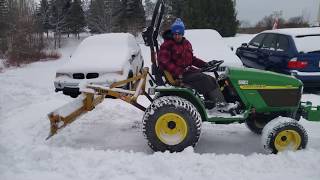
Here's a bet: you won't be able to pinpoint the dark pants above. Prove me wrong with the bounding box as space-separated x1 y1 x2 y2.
182 72 219 96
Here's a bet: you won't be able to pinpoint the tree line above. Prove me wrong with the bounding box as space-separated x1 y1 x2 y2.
0 0 239 65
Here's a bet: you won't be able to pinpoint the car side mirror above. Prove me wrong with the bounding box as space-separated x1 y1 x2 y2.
241 43 248 47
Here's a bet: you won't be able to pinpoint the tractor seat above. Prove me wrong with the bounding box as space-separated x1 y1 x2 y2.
162 70 192 89
163 70 180 86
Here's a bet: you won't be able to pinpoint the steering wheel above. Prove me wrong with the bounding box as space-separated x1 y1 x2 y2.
201 60 224 73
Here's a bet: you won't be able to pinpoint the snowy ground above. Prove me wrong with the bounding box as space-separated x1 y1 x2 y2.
1 34 320 180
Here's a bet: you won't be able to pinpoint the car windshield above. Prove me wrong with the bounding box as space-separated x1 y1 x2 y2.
293 34 320 53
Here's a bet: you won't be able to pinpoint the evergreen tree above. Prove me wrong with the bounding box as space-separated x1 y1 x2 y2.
121 0 145 35
49 0 72 48
37 0 51 37
0 0 8 23
108 0 123 32
87 0 109 33
0 0 9 54
65 0 86 38
166 0 239 37
87 0 125 33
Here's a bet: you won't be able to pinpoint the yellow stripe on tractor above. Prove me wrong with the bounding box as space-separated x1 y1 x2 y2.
46 68 150 140
240 85 299 90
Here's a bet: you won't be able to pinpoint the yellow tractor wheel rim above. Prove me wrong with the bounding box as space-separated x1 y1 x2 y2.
155 113 188 145
274 130 302 152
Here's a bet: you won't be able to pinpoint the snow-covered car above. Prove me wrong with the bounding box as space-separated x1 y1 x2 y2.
184 29 243 71
54 33 144 98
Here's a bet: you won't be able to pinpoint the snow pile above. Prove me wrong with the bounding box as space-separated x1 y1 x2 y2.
223 34 255 52
0 33 320 180
185 29 243 67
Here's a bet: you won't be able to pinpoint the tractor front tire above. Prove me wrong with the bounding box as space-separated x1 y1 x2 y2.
262 118 308 154
143 96 202 152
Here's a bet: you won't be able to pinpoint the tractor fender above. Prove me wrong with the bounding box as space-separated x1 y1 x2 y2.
155 87 208 122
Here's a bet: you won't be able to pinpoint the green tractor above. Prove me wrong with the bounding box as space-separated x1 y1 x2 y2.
140 0 319 153
142 61 319 153
47 0 320 154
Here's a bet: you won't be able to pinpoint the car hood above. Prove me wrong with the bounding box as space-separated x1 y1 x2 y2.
58 33 139 73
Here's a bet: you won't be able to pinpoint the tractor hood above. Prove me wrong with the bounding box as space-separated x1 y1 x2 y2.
226 67 303 89
226 67 303 111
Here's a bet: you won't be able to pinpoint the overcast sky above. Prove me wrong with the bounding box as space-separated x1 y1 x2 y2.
34 0 320 26
236 0 319 25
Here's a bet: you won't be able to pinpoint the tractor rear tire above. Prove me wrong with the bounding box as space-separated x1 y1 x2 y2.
262 118 308 154
142 96 202 152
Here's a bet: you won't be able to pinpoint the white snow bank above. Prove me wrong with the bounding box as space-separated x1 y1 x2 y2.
185 29 243 67
224 34 255 52
1 145 320 180
59 33 140 73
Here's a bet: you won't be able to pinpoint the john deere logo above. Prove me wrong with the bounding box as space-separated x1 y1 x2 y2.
238 80 249 85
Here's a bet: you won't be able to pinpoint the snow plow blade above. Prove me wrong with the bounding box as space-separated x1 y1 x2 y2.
46 93 105 140
46 67 150 140
300 101 320 122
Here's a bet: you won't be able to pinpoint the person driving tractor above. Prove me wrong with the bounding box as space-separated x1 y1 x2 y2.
158 18 229 110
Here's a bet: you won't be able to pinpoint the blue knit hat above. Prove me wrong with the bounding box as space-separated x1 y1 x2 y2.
171 18 185 35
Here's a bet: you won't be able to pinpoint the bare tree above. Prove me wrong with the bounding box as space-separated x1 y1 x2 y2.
285 16 309 28
255 12 285 30
5 0 47 65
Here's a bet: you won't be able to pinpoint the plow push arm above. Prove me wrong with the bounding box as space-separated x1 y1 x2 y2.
47 68 151 139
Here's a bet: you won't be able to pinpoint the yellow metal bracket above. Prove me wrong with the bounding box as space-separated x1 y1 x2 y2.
47 68 149 139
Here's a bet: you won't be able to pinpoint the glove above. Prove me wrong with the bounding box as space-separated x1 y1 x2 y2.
208 60 219 66
203 63 210 68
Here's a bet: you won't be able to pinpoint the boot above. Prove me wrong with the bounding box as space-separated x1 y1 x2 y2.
207 88 238 112
207 88 227 107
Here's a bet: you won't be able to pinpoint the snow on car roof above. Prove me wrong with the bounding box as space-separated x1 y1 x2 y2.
185 29 242 67
60 33 140 73
263 27 320 37
262 27 320 53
